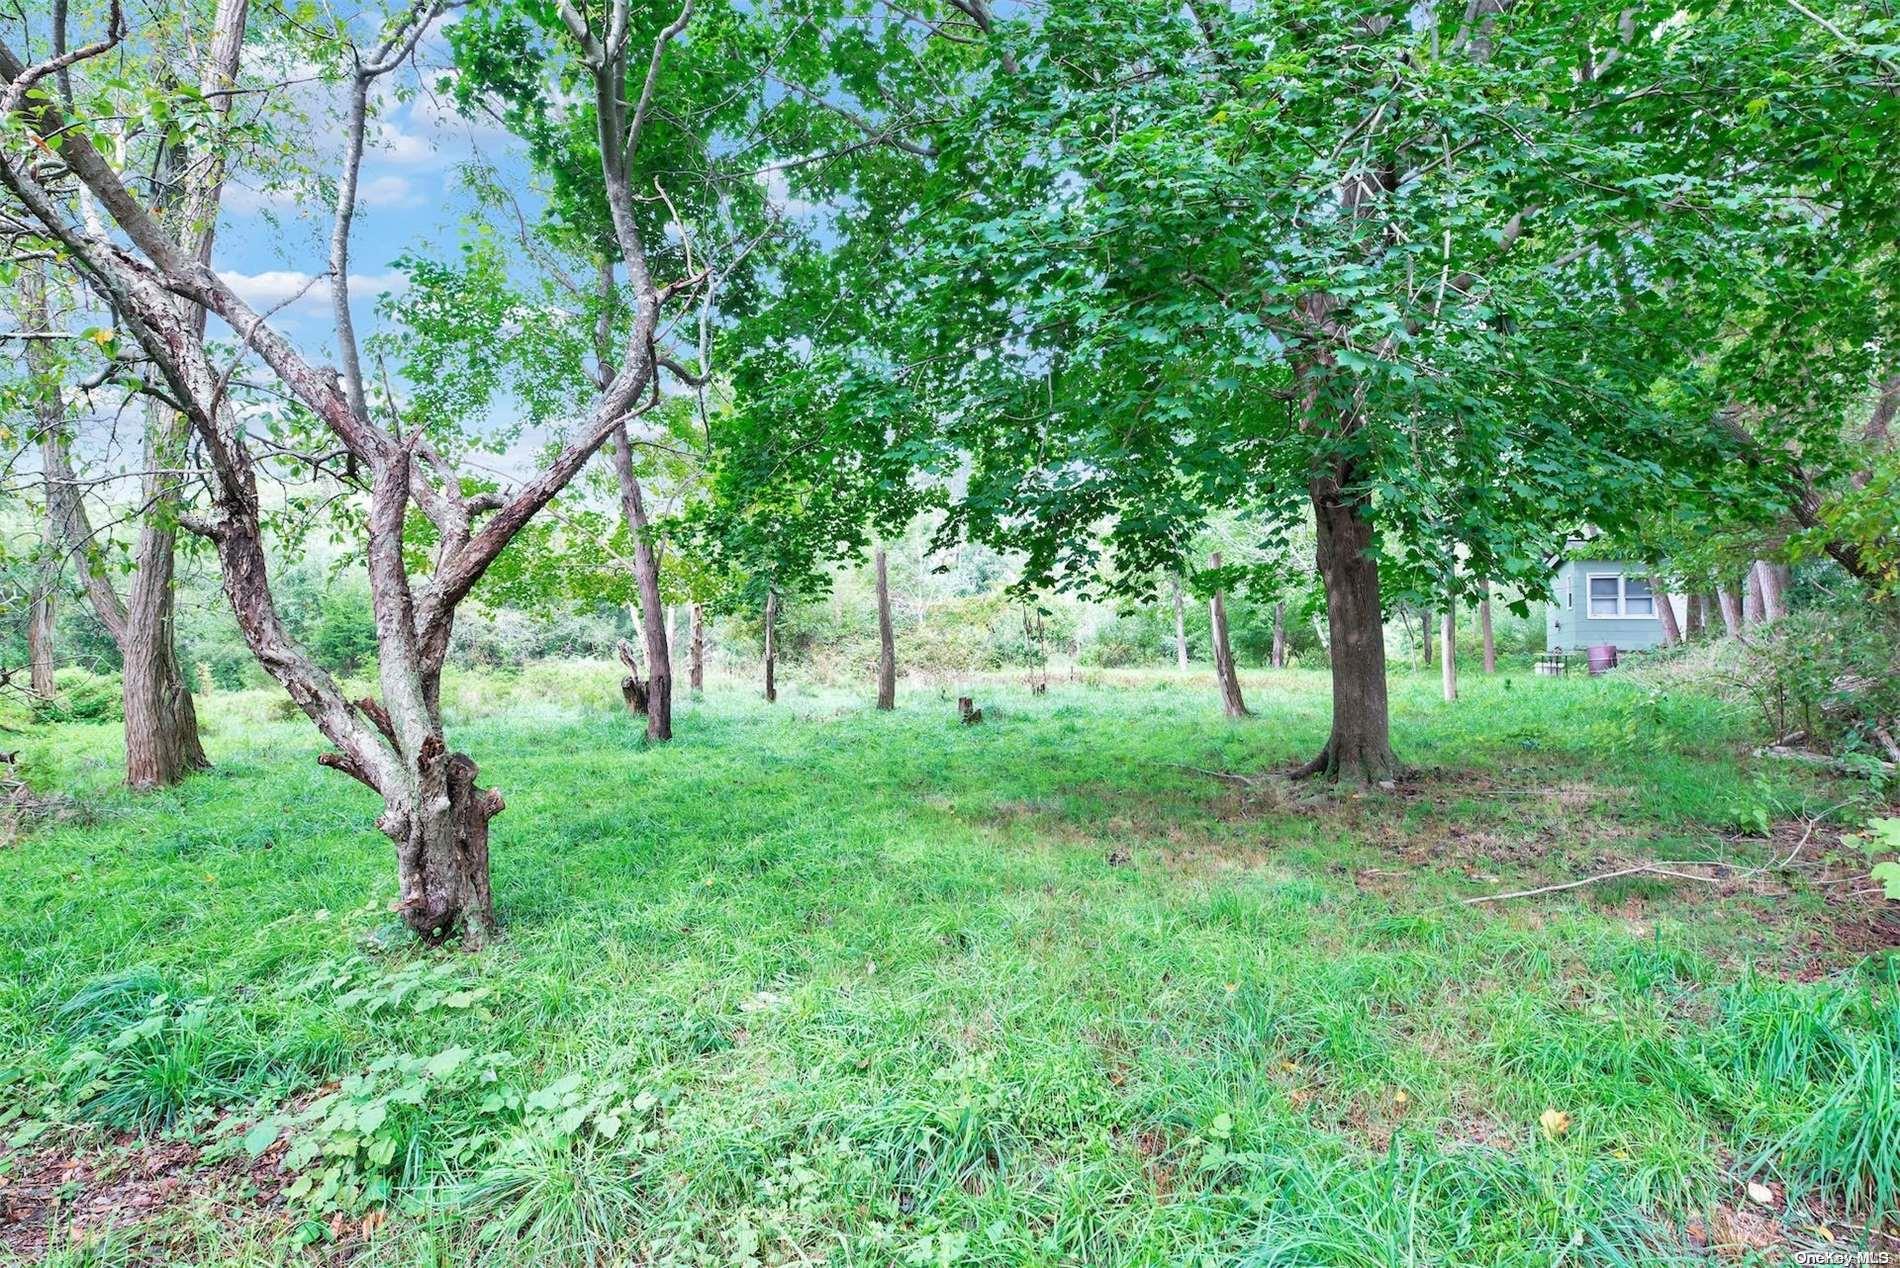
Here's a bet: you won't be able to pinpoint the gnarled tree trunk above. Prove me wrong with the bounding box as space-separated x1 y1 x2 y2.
1297 461 1400 785
875 548 896 709
1207 553 1248 717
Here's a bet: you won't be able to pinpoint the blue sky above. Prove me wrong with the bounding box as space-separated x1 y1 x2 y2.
210 18 531 369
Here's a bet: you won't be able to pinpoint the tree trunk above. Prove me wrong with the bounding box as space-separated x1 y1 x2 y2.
1715 586 1743 638
119 605 210 789
689 603 705 692
1757 561 1788 623
391 746 501 950
1684 593 1704 638
1207 553 1248 717
1440 608 1457 702
27 517 55 699
1297 467 1400 785
1743 563 1766 625
1657 588 1682 646
610 429 670 741
875 547 896 710
763 589 778 703
1270 601 1288 669
1417 606 1433 670
1479 585 1496 674
1172 577 1190 670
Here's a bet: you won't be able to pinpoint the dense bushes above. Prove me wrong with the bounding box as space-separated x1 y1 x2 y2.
1716 607 1900 760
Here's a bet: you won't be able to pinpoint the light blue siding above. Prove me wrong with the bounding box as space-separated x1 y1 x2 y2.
1544 559 1668 653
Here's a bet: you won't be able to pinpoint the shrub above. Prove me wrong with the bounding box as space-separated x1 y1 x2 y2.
31 668 122 724
1719 609 1900 753
1080 615 1164 667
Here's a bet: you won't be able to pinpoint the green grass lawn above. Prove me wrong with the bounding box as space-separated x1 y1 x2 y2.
2 665 1895 1265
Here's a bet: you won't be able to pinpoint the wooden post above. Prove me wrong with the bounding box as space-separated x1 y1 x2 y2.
1208 553 1249 717
875 548 896 710
1440 608 1457 702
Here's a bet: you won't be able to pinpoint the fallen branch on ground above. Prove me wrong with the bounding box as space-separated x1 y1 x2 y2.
1460 864 1726 905
1166 763 1270 787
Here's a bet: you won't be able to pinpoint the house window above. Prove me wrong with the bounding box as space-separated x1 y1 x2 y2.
1585 573 1657 618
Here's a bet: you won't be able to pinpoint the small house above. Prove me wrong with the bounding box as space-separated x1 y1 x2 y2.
1545 556 1674 654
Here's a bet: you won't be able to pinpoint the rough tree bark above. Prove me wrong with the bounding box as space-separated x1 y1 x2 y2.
617 638 651 715
875 548 896 709
1270 600 1288 669
1440 608 1456 702
1715 586 1743 638
1657 588 1681 646
26 508 55 698
1296 455 1401 785
1684 593 1704 638
1756 561 1788 623
610 427 671 742
1743 564 1766 626
1479 585 1496 674
1172 577 1190 670
1207 553 1249 718
763 588 778 703
689 603 705 692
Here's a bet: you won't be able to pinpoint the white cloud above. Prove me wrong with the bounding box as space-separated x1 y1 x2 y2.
217 268 409 316
359 174 426 209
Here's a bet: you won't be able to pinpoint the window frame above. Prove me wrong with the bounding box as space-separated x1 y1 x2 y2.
1583 571 1658 620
